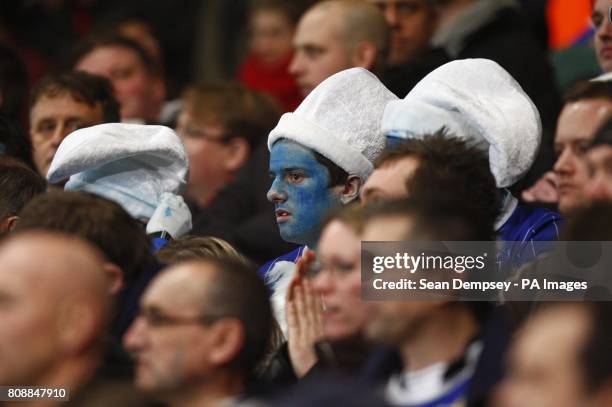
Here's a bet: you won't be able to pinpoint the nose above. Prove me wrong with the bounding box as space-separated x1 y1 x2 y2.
50 124 71 149
553 148 575 177
288 52 304 78
381 4 399 28
312 268 335 296
267 178 288 204
597 16 612 41
123 316 148 353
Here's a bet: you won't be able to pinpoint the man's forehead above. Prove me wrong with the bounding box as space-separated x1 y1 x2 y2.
558 100 612 138
296 7 342 42
142 265 213 310
270 140 320 166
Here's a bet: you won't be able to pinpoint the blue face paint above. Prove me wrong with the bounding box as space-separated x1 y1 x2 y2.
268 140 342 247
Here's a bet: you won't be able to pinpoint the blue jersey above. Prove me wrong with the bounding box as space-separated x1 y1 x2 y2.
258 246 306 289
497 203 562 270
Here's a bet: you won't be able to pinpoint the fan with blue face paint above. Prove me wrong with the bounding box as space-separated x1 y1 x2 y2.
257 67 398 334
267 140 344 249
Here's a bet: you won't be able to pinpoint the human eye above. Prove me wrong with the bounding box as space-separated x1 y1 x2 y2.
112 67 133 80
36 120 55 135
335 260 355 274
303 45 324 59
592 12 603 29
66 119 84 133
287 171 306 184
577 141 591 155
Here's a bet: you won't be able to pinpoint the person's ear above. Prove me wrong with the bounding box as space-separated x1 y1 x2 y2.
207 318 245 367
223 137 250 172
340 175 363 205
0 215 19 234
351 41 378 70
102 262 125 295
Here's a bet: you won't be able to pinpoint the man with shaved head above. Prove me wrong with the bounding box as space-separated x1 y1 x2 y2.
289 0 389 96
0 231 123 401
124 258 272 406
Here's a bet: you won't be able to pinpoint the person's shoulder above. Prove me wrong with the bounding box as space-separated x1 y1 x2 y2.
514 203 563 241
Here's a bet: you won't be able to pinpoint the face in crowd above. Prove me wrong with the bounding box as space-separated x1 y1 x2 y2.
592 0 612 73
360 211 441 345
311 218 371 340
289 5 355 97
497 304 612 407
585 142 612 202
76 45 164 122
175 108 245 206
267 140 343 247
124 262 241 395
30 92 104 176
250 7 295 65
553 98 612 214
0 233 109 387
367 0 435 66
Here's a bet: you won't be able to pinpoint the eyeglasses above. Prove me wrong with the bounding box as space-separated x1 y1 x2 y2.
137 306 220 328
176 124 230 144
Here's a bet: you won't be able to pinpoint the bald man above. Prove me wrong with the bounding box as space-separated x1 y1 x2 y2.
0 231 114 399
289 0 389 96
124 258 272 406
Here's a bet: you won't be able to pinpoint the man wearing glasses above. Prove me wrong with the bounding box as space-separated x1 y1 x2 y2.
123 258 273 406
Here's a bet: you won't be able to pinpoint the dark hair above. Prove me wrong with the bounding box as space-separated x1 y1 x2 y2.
200 257 273 377
30 71 120 123
70 33 158 76
375 131 500 237
0 44 28 122
581 302 612 392
0 156 46 220
590 117 612 148
182 82 282 150
0 113 35 169
313 150 350 187
15 191 152 282
564 80 612 104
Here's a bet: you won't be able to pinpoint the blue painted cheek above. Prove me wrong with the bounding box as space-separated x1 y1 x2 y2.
269 140 342 246
279 172 341 246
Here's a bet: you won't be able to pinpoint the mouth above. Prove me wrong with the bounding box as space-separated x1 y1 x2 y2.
600 45 612 59
557 183 576 195
275 208 292 223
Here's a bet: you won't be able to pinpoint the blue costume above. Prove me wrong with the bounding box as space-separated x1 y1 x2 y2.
496 196 562 272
